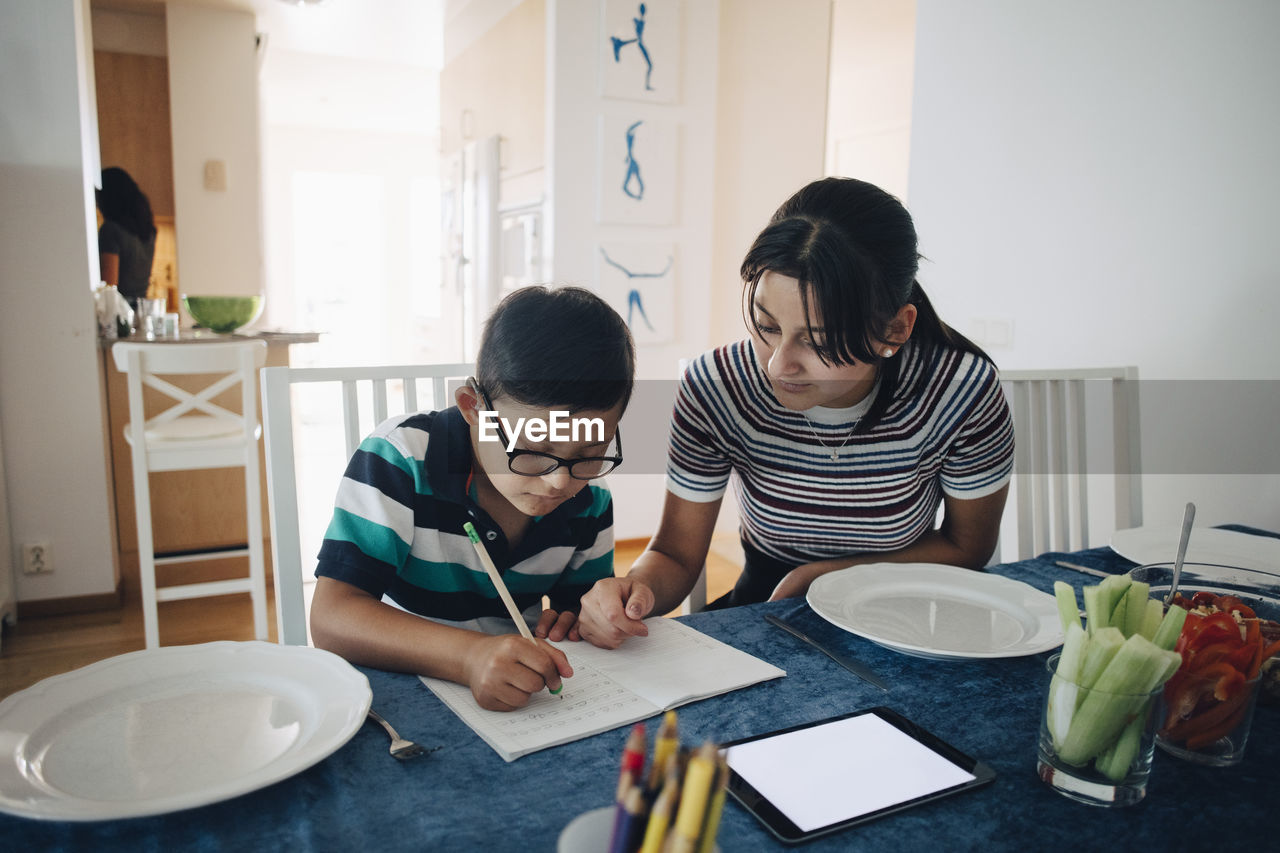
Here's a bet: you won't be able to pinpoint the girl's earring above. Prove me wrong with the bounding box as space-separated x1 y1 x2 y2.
882 348 895 357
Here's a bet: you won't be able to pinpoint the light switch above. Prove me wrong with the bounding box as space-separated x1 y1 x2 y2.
203 159 227 192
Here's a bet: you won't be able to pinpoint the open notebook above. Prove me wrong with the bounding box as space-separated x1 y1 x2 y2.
420 617 786 762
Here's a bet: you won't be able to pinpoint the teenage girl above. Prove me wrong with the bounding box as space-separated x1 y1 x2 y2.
576 177 1015 648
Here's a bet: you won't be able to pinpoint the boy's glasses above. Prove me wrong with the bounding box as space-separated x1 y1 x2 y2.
474 385 624 480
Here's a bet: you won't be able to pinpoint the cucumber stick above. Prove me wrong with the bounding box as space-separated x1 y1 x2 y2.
1053 581 1081 634
1055 634 1178 765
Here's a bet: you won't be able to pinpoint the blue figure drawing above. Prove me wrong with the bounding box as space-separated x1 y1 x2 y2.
610 2 654 91
621 120 645 200
600 247 673 332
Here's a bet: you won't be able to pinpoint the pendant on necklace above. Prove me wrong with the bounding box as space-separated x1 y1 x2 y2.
830 450 839 461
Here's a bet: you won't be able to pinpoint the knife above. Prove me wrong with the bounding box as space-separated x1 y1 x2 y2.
764 614 889 691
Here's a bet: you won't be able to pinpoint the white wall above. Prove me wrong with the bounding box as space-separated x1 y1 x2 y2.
910 0 1280 535
710 0 832 348
166 4 264 298
0 0 118 601
824 0 914 201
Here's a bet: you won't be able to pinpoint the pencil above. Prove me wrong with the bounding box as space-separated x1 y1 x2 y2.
638 765 680 853
669 743 718 853
647 710 680 792
608 784 649 853
618 723 647 800
462 521 562 694
696 757 729 853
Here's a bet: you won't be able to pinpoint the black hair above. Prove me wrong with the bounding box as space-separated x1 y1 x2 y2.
96 167 156 243
740 177 990 428
475 285 636 413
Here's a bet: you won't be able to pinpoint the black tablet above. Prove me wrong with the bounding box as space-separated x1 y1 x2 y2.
721 707 995 844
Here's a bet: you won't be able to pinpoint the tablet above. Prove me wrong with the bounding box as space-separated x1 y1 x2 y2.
721 707 995 844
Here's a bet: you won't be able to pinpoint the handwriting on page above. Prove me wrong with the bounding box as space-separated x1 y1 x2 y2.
424 660 660 757
420 617 784 761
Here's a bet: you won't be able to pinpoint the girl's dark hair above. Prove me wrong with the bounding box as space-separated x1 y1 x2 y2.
740 177 990 428
96 167 156 242
476 286 636 413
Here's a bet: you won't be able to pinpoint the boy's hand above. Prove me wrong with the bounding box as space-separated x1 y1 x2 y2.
464 634 573 711
573 577 653 649
535 607 578 642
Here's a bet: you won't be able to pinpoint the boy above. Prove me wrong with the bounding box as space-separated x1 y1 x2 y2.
310 286 635 711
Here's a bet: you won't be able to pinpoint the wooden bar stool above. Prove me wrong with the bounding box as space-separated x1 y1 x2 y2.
112 340 269 649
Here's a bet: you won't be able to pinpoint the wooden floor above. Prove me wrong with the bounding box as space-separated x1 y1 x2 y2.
0 537 742 702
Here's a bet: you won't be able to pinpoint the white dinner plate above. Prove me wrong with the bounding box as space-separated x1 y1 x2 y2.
806 563 1064 660
0 641 371 821
1110 526 1280 574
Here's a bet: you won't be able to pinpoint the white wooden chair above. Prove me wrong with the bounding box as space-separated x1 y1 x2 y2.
260 363 472 645
1000 367 1143 560
112 340 269 649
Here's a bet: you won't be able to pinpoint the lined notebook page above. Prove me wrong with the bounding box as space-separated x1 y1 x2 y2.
420 618 785 761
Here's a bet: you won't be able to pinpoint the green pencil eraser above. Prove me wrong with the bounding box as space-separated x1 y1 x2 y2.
463 522 480 544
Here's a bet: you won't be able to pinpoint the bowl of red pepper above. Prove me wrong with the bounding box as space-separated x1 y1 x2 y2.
1129 562 1280 765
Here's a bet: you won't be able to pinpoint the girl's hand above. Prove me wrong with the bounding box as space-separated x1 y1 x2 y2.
769 563 828 601
463 634 573 711
535 607 578 642
574 577 653 649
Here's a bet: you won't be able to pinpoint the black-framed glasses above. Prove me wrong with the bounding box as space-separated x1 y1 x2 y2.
474 384 624 480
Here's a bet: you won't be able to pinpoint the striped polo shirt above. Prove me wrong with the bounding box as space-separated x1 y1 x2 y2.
316 406 615 623
667 339 1014 566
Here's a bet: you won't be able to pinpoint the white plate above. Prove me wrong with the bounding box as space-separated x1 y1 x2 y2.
0 641 371 821
806 563 1064 660
1110 526 1280 574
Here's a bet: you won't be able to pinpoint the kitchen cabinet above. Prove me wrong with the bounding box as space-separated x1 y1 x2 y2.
100 333 318 597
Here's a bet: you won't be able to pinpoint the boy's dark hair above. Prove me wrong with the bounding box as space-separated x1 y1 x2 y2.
475 286 636 413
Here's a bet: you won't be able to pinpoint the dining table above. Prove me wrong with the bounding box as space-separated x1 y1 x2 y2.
3 527 1276 850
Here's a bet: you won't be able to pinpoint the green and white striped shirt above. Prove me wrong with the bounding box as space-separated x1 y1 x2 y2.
317 407 615 624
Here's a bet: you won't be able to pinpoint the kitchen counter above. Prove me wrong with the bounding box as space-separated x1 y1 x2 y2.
98 328 321 347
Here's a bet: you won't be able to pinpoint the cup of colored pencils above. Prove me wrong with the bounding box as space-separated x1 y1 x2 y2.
606 712 728 853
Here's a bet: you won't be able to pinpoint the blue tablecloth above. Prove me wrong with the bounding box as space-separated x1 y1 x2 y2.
5 531 1277 850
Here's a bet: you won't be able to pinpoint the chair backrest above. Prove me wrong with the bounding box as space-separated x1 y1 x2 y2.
260 362 473 645
999 367 1143 561
112 341 268 458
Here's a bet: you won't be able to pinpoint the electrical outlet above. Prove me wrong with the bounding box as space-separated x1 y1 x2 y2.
22 542 52 575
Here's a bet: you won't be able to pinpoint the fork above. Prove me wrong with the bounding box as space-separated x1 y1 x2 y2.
367 709 428 760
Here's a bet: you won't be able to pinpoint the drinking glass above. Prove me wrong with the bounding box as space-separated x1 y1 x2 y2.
1036 653 1162 807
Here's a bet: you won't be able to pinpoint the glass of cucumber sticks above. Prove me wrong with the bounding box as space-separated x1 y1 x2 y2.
1036 652 1166 807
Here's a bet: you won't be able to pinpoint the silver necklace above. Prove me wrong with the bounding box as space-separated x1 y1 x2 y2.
802 415 858 461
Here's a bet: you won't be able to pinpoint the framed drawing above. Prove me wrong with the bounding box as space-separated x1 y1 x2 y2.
596 242 676 346
599 0 681 104
597 115 679 226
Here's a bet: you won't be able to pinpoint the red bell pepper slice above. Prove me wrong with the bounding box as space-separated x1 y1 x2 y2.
1185 612 1242 652
1161 661 1246 730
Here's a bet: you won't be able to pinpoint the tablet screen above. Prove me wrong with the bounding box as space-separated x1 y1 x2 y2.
722 708 994 843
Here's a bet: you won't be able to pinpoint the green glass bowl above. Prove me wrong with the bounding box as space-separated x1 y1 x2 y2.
182 295 265 334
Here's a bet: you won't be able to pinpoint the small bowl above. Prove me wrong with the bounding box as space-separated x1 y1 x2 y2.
182 294 264 334
1126 562 1280 620
1129 561 1280 710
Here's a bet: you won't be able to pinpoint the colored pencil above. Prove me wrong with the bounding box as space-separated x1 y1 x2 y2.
608 784 649 853
647 710 680 792
618 723 647 799
462 521 562 695
668 743 718 853
638 765 680 853
696 757 729 853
